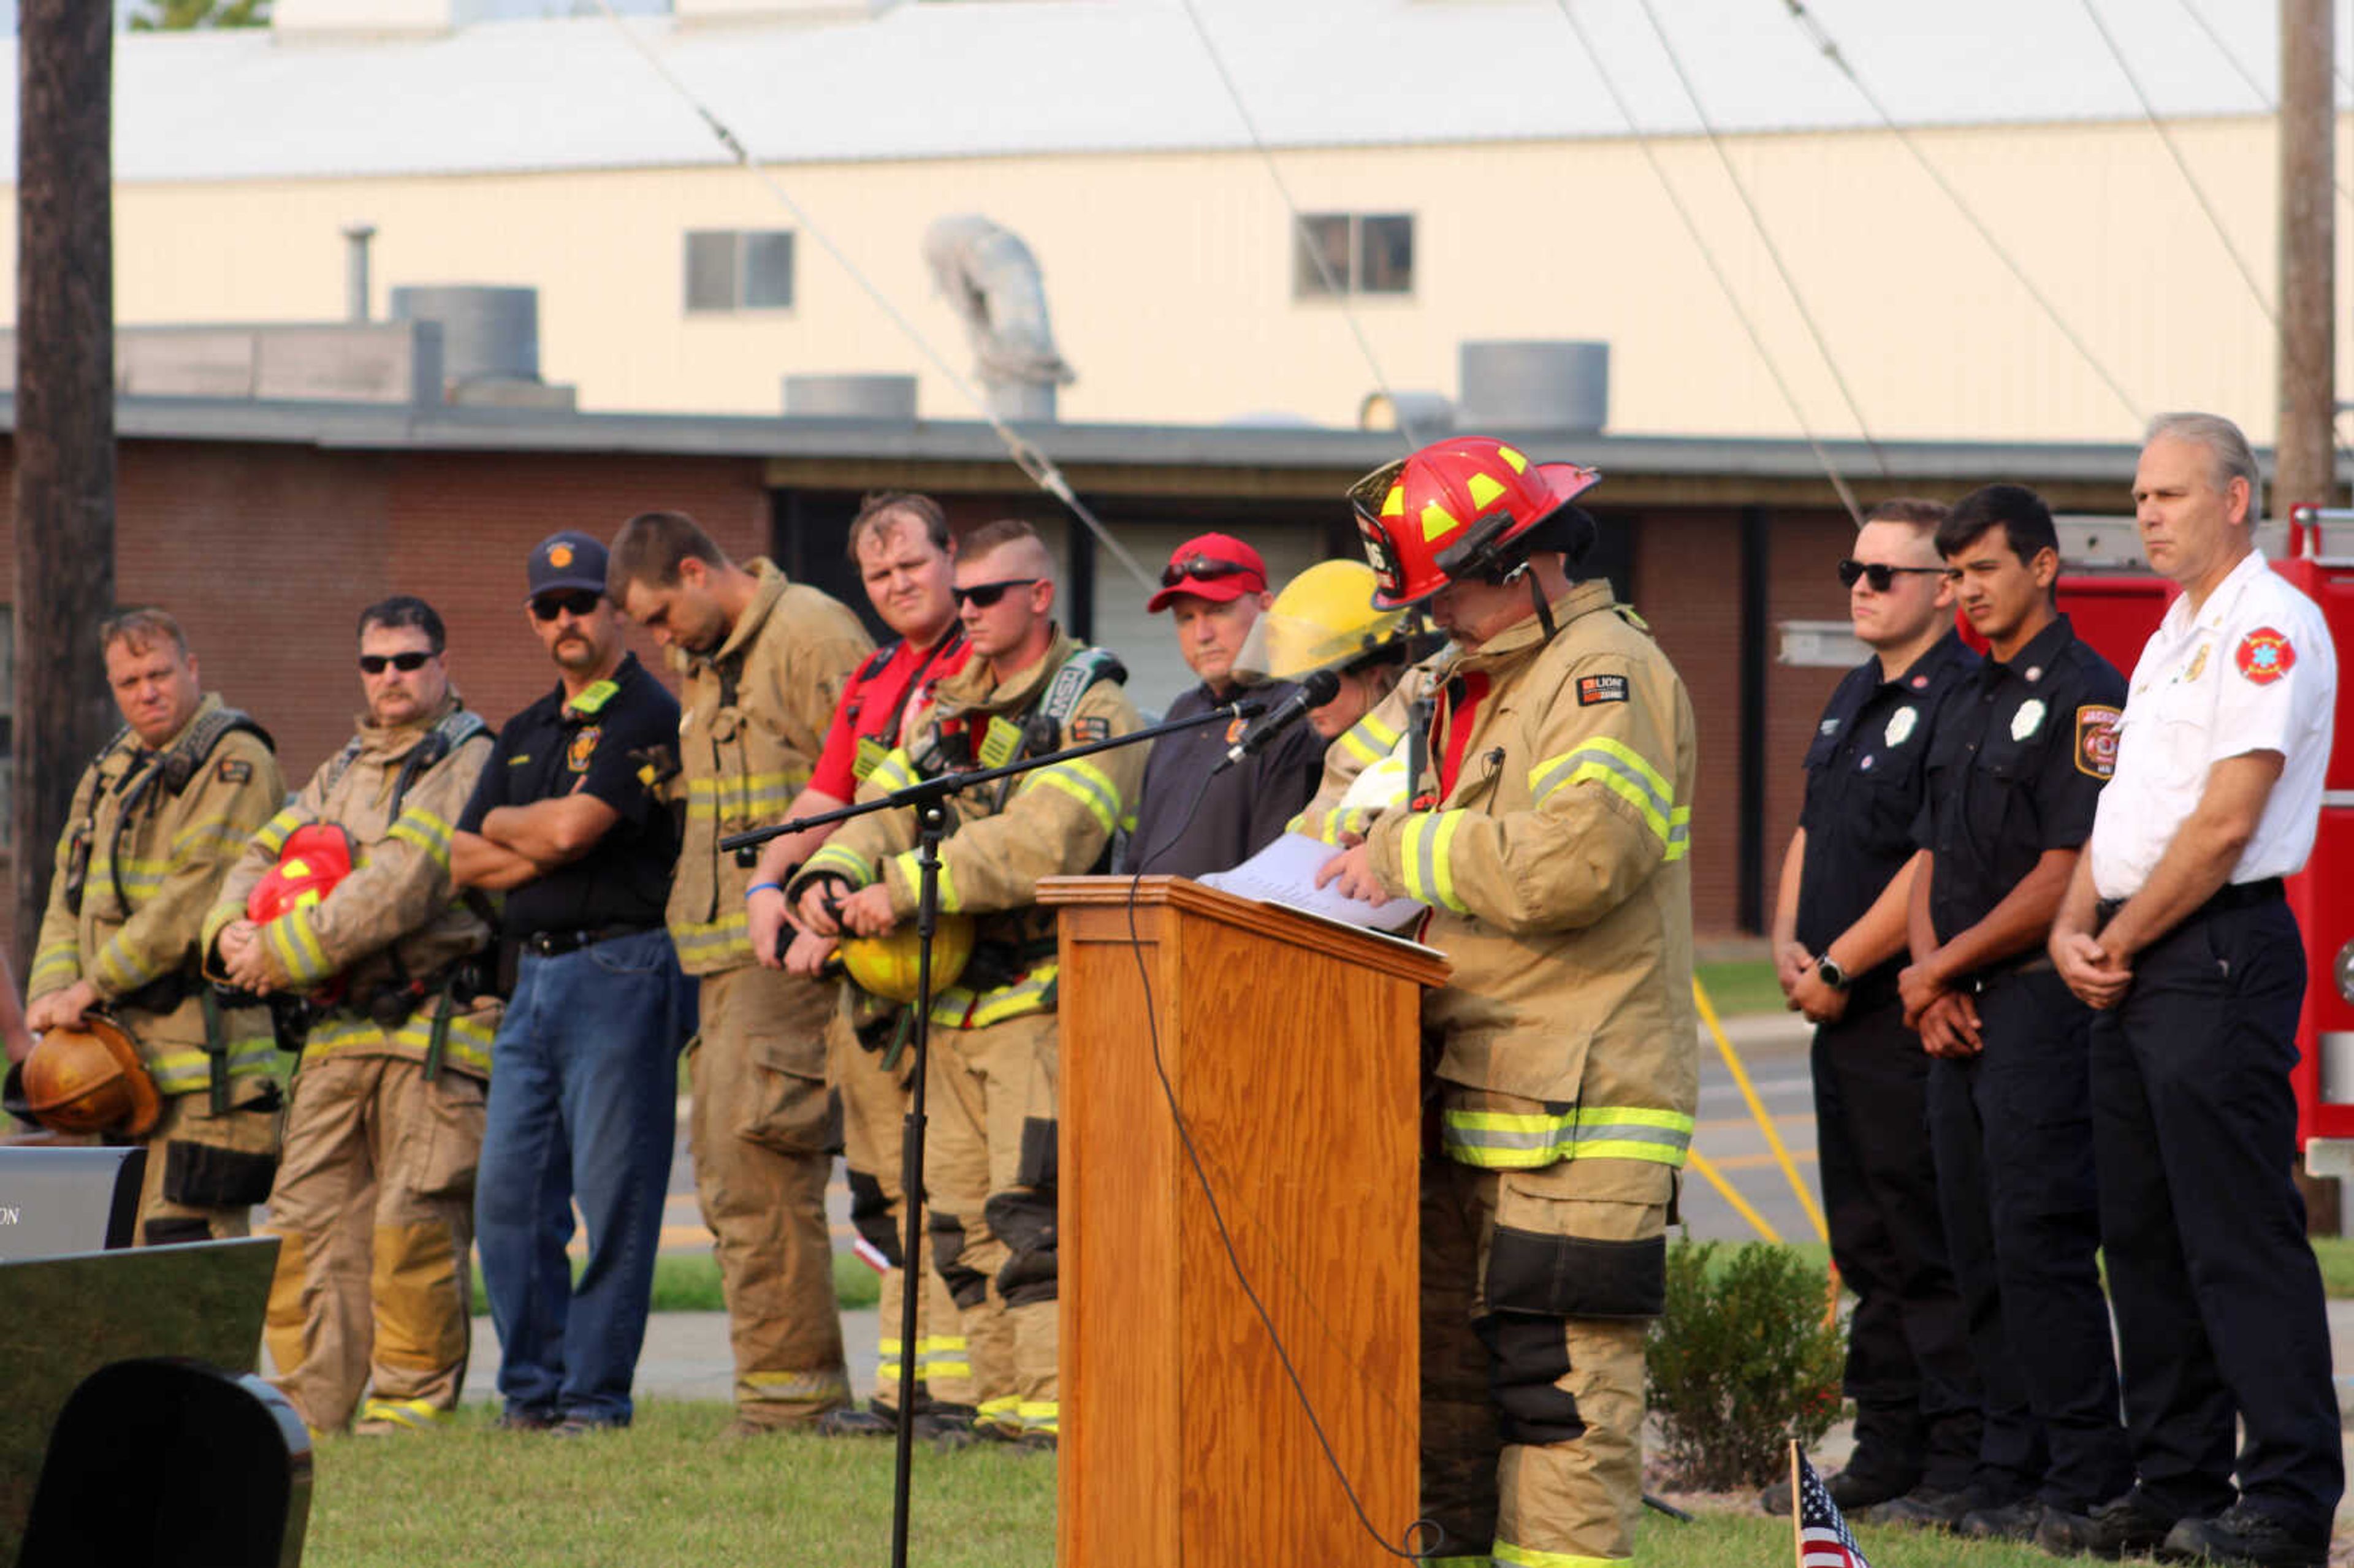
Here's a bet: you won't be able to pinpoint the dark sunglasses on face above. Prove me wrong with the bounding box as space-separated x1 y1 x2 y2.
530 590 603 622
1159 554 1254 589
1837 558 1946 592
951 577 1040 608
358 651 435 675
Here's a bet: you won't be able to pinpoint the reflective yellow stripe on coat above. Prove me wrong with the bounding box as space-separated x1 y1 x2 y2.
1528 738 1690 862
301 1008 497 1079
1441 1105 1693 1169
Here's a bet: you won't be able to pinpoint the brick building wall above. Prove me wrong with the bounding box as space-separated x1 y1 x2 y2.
0 440 771 956
1628 508 1743 934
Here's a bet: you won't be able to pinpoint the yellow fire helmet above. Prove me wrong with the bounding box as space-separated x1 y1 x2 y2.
1235 560 1412 683
839 915 978 1004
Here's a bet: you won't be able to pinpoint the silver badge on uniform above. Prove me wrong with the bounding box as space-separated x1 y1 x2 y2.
1884 707 1918 748
1819 718 1839 736
2011 699 2046 742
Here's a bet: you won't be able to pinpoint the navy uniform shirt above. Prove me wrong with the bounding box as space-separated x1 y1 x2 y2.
1125 679 1326 878
1797 630 1979 1008
458 652 684 938
1917 614 2125 950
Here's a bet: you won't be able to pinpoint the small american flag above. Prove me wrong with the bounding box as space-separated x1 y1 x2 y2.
1791 1444 1872 1568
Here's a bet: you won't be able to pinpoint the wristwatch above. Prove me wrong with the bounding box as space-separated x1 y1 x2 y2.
1815 954 1851 991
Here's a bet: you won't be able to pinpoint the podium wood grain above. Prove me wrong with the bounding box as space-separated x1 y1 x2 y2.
1040 876 1449 1568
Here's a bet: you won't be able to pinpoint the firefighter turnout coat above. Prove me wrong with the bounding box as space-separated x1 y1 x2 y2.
31 695 285 1098
799 630 1145 1029
670 559 874 976
1298 579 1699 1170
204 693 500 1078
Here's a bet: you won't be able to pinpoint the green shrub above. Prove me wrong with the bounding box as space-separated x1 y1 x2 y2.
1645 1239 1845 1490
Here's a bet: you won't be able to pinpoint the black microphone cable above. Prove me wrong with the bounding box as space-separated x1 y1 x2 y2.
1119 767 1442 1562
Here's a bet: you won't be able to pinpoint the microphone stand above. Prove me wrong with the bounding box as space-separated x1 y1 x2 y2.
720 694 1265 1568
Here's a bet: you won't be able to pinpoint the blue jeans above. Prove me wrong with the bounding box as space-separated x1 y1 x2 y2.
475 927 691 1425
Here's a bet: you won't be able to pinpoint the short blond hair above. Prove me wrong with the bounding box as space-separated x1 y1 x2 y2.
99 608 189 661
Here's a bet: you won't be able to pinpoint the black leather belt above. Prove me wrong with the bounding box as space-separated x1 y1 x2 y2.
1966 954 2055 994
2095 876 2284 930
520 923 656 957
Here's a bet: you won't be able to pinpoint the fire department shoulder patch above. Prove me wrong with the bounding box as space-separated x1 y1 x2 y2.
1072 715 1111 745
2233 626 2296 686
216 759 251 784
1577 673 1629 706
2074 704 2121 779
566 726 601 772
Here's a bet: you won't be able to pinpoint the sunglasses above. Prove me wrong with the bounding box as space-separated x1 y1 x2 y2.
530 590 603 622
358 651 435 675
1837 558 1946 592
951 577 1040 608
1160 555 1255 590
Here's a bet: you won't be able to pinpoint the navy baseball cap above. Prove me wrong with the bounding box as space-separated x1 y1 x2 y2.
526 531 609 603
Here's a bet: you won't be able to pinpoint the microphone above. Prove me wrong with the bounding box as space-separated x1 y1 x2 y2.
1213 668 1341 773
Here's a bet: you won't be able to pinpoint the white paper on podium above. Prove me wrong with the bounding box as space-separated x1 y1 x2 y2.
1198 832 1430 934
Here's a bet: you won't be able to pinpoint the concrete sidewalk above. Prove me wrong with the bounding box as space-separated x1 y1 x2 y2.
476 1299 2354 1426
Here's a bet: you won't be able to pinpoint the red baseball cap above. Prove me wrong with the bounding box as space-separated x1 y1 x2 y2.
1147 532 1269 613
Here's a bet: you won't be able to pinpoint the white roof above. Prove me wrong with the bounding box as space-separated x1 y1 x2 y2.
6 0 2332 183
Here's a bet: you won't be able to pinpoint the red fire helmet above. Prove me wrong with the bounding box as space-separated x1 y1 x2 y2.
248 823 355 926
1347 436 1600 609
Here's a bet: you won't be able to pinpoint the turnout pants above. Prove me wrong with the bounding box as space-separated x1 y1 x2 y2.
923 1011 1056 1437
1811 995 1981 1492
1422 1088 1670 1567
831 1009 973 1412
1924 967 2130 1510
690 964 851 1427
2090 891 2343 1536
136 1086 282 1247
262 1052 485 1433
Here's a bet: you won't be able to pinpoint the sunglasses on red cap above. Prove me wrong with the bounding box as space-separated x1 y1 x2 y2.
1159 555 1257 590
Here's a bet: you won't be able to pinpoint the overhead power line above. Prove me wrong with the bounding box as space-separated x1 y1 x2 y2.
1550 0 1865 525
1775 0 2147 427
2078 0 2276 318
1168 0 1419 450
2168 0 2354 208
2079 0 2353 469
585 0 1159 595
1629 0 1891 479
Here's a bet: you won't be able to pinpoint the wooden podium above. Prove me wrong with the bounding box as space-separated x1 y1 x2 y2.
1038 875 1450 1568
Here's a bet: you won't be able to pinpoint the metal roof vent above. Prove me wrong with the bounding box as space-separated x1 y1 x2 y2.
389 285 575 409
783 374 919 421
1457 340 1609 433
1358 390 1455 436
923 215 1074 424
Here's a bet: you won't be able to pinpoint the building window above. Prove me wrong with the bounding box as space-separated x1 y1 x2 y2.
1293 213 1414 298
684 230 796 313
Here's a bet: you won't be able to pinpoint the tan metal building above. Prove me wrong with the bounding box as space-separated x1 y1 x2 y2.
4 0 2345 445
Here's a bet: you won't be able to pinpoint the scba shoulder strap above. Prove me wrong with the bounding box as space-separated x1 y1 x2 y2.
389 709 492 820
987 645 1127 814
160 707 275 795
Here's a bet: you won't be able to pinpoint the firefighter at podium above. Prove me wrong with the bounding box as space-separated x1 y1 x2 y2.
1311 438 1699 1567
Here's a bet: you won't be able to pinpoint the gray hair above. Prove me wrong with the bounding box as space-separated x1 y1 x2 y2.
2145 411 2263 522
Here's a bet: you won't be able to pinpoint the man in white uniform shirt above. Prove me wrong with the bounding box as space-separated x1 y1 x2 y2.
2046 412 2340 1568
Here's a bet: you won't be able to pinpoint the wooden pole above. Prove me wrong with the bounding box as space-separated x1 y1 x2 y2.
2277 0 2336 512
11 0 116 975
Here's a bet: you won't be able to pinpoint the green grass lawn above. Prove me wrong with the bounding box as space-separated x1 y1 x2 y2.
468 1251 878 1316
298 1403 2082 1568
1694 958 1786 1019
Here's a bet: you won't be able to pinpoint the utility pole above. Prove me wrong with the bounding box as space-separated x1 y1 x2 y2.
2277 0 2336 512
12 0 116 975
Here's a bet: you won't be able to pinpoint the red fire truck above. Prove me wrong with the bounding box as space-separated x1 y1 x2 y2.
2051 506 2354 1178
